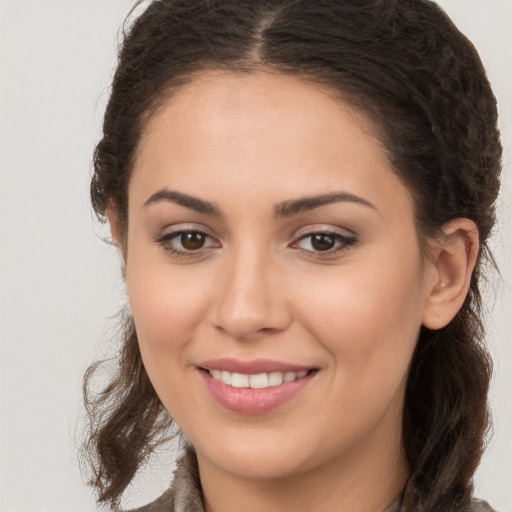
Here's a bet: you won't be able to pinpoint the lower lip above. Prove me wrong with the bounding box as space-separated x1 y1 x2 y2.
200 370 315 414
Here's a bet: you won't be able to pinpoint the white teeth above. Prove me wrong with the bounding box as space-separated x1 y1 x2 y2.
249 373 268 389
208 369 309 388
231 373 249 388
220 371 232 385
268 372 284 386
283 371 296 383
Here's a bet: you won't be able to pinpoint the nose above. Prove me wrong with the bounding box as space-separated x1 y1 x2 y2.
211 246 292 340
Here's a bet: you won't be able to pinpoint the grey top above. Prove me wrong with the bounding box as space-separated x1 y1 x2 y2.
127 446 496 512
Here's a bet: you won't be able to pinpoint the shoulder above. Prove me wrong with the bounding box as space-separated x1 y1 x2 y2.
467 498 498 512
123 445 203 512
125 487 176 512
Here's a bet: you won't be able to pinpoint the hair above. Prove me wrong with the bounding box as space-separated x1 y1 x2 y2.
83 0 502 510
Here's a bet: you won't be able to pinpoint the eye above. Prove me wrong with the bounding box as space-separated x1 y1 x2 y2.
176 231 209 250
154 229 220 256
292 231 356 255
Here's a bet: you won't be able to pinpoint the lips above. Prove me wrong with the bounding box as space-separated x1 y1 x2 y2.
198 358 317 414
200 358 312 374
207 369 309 388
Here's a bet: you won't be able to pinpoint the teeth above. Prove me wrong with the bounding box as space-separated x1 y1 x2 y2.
220 371 232 385
208 369 309 388
283 371 296 383
268 372 283 386
231 373 249 388
249 373 268 389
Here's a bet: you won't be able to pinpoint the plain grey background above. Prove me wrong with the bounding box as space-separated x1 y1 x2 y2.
0 1 511 511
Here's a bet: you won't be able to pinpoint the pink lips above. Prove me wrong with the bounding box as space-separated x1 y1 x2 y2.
198 358 316 415
200 358 311 374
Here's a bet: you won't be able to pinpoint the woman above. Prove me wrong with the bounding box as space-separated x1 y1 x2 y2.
83 0 502 510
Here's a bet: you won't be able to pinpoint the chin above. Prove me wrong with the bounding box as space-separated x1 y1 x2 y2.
207 451 307 480
192 428 323 480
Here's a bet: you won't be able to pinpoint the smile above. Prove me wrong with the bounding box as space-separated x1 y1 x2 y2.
207 369 309 389
198 360 317 414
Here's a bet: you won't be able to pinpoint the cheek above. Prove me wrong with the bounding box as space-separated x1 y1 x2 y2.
125 261 214 417
297 264 424 435
297 256 425 377
125 253 212 361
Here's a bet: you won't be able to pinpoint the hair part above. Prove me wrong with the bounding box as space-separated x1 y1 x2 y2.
85 0 501 509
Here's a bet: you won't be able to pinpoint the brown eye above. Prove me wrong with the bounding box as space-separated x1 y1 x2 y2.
180 232 206 250
292 231 357 256
310 233 336 252
155 229 219 256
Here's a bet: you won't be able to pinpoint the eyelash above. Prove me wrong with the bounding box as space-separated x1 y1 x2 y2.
153 229 218 259
153 229 357 259
292 231 357 257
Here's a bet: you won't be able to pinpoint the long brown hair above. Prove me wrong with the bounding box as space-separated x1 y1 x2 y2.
83 1 501 510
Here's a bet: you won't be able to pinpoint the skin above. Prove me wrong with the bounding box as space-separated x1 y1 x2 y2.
108 71 478 512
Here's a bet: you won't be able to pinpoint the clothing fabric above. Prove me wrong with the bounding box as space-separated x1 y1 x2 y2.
127 447 496 512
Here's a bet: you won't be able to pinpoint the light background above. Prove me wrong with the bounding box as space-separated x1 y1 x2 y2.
0 1 510 511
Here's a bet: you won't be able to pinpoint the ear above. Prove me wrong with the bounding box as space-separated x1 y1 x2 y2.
106 204 121 244
106 204 128 279
422 219 479 330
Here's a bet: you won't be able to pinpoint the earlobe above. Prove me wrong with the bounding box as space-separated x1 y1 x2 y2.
106 204 121 244
422 219 479 330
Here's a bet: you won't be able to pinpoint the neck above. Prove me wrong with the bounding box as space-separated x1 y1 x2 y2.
197 427 408 512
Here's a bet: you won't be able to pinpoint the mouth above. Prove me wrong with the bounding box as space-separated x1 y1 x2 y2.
202 368 312 389
197 359 318 414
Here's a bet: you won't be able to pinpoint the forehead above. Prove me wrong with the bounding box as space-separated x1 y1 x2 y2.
135 70 381 164
131 70 413 220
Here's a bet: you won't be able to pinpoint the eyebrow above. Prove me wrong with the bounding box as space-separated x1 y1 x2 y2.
143 188 376 217
144 189 222 216
274 192 377 217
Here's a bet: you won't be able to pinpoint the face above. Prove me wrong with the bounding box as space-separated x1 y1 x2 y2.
123 71 435 483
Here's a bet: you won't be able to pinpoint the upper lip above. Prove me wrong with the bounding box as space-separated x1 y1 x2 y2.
199 358 314 374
